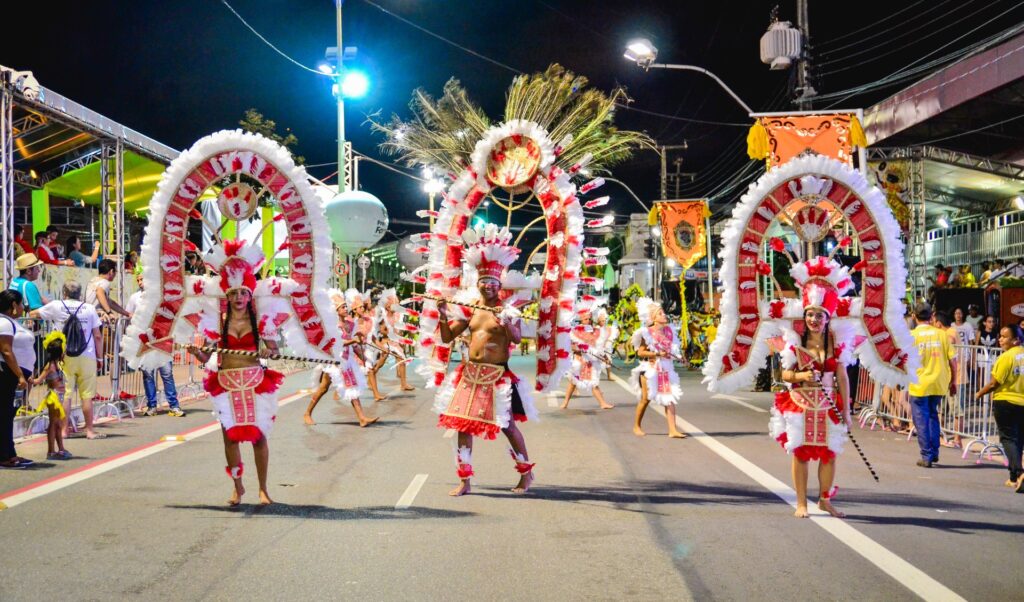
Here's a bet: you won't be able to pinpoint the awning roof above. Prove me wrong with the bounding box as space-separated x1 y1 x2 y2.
8 80 178 213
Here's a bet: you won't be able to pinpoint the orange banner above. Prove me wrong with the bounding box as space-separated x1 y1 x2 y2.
748 113 866 169
657 201 708 269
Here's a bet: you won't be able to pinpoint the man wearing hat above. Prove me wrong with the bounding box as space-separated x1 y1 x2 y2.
9 253 50 311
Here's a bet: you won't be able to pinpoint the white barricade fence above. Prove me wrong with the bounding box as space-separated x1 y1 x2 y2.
853 344 1007 466
12 311 309 440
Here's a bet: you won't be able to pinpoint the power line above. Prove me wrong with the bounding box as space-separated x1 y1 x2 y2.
356 0 524 74
219 0 327 76
814 0 928 47
817 0 956 56
910 113 1024 146
818 0 1007 73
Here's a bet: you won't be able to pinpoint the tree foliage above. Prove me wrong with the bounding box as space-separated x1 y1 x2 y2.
238 108 305 165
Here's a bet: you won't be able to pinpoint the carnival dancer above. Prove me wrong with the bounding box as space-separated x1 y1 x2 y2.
434 225 537 496
351 290 387 401
186 240 284 506
303 290 379 427
630 297 686 438
770 257 853 518
595 306 619 381
369 288 416 393
562 298 613 409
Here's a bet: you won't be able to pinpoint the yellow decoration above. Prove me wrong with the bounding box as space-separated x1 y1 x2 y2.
850 115 868 148
39 391 66 420
679 279 689 346
42 331 66 353
746 120 769 160
647 205 660 226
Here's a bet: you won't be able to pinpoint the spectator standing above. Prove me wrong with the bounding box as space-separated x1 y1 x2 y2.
125 274 183 417
948 308 976 448
35 231 73 267
965 304 983 330
974 325 1024 493
909 305 957 468
65 235 99 268
979 261 993 286
9 253 50 311
0 290 36 469
86 259 131 323
29 281 105 440
13 224 33 257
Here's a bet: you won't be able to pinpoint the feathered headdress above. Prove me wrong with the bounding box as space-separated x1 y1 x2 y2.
43 331 66 353
377 288 398 310
636 297 661 325
463 223 519 283
207 239 264 295
344 288 364 309
791 256 854 317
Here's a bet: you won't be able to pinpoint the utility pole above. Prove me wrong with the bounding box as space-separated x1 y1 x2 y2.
795 0 815 109
658 143 688 200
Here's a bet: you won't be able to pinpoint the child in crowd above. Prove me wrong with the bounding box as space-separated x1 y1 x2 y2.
33 332 71 460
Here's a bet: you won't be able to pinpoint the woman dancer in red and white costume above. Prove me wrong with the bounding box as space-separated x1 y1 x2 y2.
186 240 283 506
370 288 415 393
434 224 538 496
303 290 379 427
630 297 686 438
595 306 618 381
771 257 853 518
350 290 387 401
562 297 613 409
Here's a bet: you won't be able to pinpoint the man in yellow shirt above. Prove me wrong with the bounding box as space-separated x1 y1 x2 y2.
974 325 1024 492
909 305 957 468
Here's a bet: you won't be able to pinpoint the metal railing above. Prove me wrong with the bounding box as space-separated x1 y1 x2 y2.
853 344 1007 465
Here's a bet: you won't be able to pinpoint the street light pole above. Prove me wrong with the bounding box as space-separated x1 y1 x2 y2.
335 0 346 193
645 64 753 115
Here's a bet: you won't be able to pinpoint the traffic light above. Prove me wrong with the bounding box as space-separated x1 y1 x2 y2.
643 237 657 259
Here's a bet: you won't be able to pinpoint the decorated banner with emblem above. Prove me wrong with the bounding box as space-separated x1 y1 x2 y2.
656 200 709 269
747 113 867 169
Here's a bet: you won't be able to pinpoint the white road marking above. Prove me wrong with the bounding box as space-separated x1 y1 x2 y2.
609 374 965 602
547 393 560 408
443 429 456 439
0 390 308 511
395 474 429 509
711 393 768 413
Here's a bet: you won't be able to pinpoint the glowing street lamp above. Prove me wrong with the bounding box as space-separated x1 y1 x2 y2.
340 70 370 98
624 38 753 114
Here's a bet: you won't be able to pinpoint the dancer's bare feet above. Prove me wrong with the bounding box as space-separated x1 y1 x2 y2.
512 471 534 494
359 416 380 428
668 430 688 439
373 394 387 402
303 413 315 425
600 403 615 410
559 401 570 409
258 489 273 505
228 482 245 506
818 499 845 518
793 505 809 518
449 480 471 496
633 426 646 437
401 385 415 391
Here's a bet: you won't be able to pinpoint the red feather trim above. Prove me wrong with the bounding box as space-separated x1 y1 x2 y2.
437 415 500 440
513 413 528 423
226 425 263 443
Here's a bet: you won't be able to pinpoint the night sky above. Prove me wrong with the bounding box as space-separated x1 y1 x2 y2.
3 0 1021 241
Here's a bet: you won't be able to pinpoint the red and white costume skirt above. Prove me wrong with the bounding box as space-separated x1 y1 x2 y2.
316 352 367 402
433 362 537 440
570 352 602 392
204 366 284 442
629 358 682 406
769 387 847 463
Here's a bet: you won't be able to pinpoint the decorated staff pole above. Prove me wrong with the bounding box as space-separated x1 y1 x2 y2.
403 294 537 321
181 345 344 366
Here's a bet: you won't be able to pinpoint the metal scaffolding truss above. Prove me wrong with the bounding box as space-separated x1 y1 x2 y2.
0 76 175 287
919 146 1024 181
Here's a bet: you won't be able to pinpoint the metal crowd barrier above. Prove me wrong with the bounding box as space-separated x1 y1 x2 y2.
852 344 1007 465
13 312 308 439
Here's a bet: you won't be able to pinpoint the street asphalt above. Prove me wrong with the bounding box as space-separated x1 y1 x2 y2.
1 355 1021 601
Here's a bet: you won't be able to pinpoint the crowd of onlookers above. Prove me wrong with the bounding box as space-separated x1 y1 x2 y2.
1 236 178 470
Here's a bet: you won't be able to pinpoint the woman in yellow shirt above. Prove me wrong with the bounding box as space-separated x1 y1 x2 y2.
975 325 1024 492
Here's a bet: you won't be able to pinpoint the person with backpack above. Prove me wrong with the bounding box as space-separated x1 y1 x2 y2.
29 281 104 439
